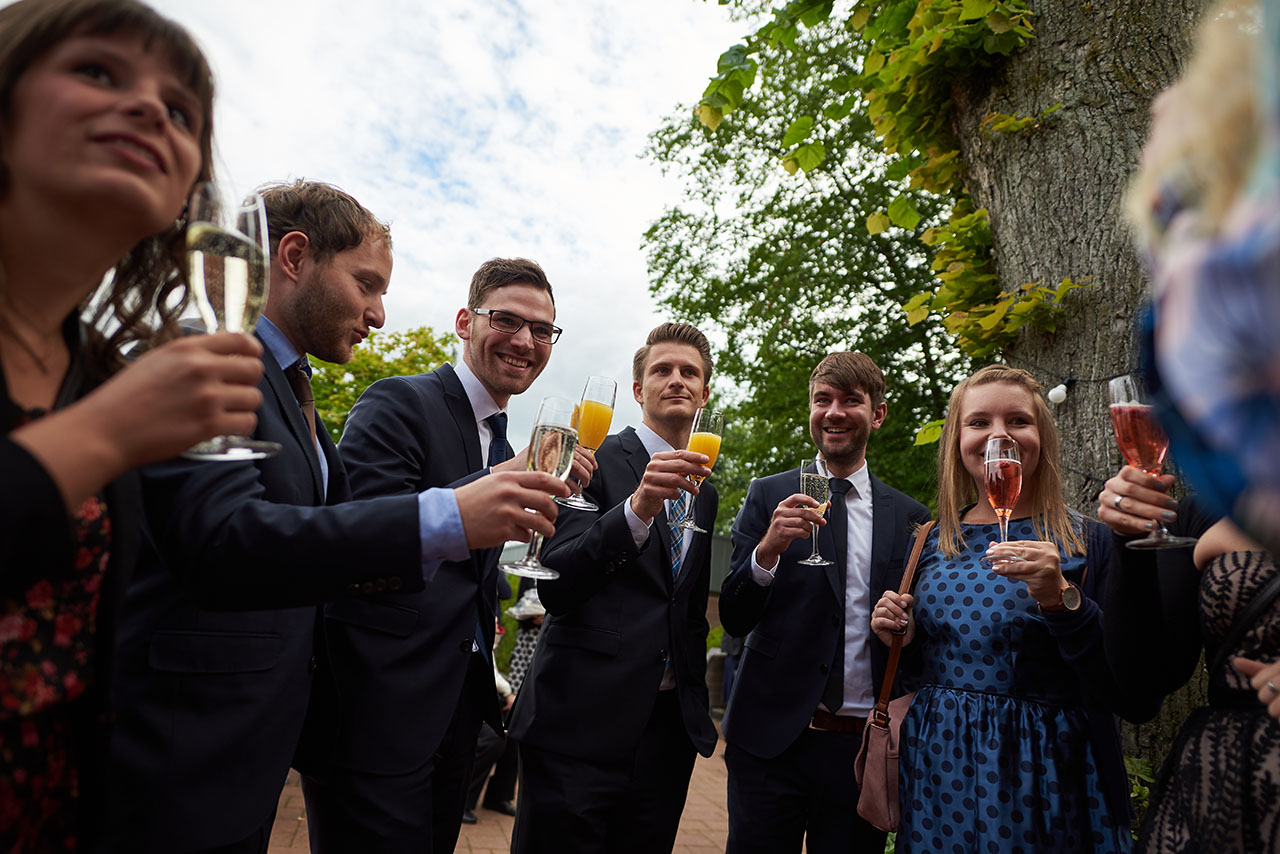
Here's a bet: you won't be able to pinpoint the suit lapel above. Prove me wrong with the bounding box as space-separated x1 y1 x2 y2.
262 352 324 501
438 364 484 473
867 474 895 595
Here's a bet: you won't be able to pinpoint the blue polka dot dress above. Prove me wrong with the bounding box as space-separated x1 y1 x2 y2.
897 519 1131 854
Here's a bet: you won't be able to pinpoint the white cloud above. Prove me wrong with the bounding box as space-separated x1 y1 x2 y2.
149 0 747 439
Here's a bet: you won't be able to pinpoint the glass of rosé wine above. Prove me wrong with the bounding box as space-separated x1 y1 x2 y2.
1108 374 1197 549
979 437 1027 568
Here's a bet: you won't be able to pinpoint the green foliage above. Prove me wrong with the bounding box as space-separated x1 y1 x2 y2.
311 327 453 442
707 624 724 652
650 15 968 524
1125 755 1156 838
695 1 1086 361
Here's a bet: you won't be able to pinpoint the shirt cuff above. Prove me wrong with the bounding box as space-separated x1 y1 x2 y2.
750 547 778 587
623 496 653 549
418 487 470 580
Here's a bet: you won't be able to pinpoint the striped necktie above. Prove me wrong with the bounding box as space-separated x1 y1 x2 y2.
667 491 690 577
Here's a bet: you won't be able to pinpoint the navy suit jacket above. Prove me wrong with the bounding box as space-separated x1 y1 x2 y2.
718 466 929 759
507 426 719 762
107 342 423 850
302 363 505 776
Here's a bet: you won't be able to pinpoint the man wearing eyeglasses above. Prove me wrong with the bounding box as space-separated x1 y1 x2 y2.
298 258 595 852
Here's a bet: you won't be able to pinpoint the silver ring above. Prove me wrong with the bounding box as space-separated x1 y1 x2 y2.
1113 494 1124 511
1267 680 1279 698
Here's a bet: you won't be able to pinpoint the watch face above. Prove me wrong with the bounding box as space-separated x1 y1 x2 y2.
1061 583 1082 611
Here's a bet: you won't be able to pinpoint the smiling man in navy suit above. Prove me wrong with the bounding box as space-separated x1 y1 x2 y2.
106 186 568 854
718 352 929 854
298 257 596 853
507 322 719 854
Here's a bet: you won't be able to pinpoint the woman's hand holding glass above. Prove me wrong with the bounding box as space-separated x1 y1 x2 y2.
1097 466 1180 537
983 539 1068 607
871 591 915 647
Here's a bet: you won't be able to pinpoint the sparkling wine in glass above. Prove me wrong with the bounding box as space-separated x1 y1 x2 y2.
677 408 723 533
979 437 1027 568
502 397 579 579
556 376 615 511
1108 374 1197 549
181 183 279 461
797 456 833 566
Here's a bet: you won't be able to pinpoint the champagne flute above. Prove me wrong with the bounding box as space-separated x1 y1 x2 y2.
181 183 279 461
501 397 579 579
1108 374 1198 549
797 456 833 566
677 407 724 533
556 376 616 511
979 437 1027 568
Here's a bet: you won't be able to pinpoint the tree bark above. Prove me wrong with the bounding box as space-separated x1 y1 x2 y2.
950 0 1211 800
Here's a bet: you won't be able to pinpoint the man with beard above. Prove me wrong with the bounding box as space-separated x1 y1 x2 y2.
507 322 720 854
107 186 568 854
299 258 595 853
717 351 930 854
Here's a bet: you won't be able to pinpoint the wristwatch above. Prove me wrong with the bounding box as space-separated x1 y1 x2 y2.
1040 581 1082 613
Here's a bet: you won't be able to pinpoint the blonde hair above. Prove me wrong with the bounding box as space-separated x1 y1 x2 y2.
936 365 1086 557
1125 0 1260 250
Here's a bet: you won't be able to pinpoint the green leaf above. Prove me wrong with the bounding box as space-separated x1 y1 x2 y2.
849 7 870 30
914 419 945 445
781 157 800 176
824 99 853 121
887 195 922 230
695 104 724 131
863 50 885 74
782 115 815 147
866 212 890 234
986 10 1011 33
793 141 826 171
960 0 996 21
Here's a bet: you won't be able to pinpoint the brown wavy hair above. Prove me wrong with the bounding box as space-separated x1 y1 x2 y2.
0 0 215 378
935 365 1085 557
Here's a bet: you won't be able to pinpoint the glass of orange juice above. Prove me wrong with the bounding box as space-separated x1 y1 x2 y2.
677 407 723 533
556 376 616 511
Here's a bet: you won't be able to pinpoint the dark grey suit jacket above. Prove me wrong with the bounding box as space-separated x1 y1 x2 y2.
507 426 719 762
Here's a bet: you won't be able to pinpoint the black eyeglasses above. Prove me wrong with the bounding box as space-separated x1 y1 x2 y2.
471 309 562 344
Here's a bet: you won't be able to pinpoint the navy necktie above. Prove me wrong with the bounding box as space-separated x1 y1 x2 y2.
821 477 853 713
486 412 509 467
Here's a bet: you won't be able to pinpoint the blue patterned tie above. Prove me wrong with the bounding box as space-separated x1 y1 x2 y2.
667 491 690 578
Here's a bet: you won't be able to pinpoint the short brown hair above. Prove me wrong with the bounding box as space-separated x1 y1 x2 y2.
259 180 390 264
632 322 713 383
809 351 885 408
467 258 554 310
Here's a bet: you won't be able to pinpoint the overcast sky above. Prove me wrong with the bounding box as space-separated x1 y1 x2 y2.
148 0 746 442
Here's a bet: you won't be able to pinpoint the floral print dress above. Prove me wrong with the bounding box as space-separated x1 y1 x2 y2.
0 411 111 853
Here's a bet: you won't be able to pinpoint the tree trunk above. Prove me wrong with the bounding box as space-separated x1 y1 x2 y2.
950 0 1210 801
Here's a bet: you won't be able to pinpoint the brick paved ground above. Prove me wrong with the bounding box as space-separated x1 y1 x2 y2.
268 732 730 853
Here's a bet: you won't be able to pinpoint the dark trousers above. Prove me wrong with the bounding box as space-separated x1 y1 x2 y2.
511 690 696 854
302 655 487 853
725 729 887 854
464 721 517 809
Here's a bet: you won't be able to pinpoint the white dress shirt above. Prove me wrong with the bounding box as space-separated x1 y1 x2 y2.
453 359 506 466
750 458 877 716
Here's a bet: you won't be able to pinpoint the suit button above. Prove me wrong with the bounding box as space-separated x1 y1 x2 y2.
308 656 318 675
373 579 387 593
388 577 402 591
658 649 668 663
460 639 473 653
360 581 374 595
346 583 360 595
820 664 830 674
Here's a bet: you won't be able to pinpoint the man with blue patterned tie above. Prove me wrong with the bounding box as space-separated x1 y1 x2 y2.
507 322 720 854
718 352 930 854
299 258 595 852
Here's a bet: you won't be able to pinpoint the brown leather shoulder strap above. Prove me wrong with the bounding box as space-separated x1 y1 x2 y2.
873 520 936 721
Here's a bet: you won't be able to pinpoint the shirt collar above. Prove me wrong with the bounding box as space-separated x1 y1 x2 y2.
453 359 504 424
256 315 304 374
635 422 674 457
817 457 871 499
